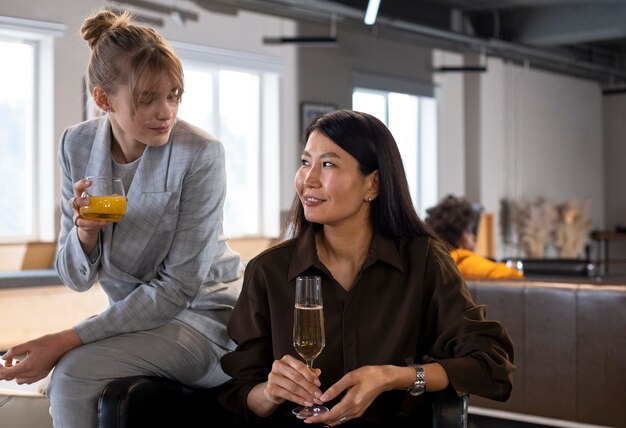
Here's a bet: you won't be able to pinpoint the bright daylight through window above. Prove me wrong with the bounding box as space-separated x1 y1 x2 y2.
0 18 58 243
175 44 281 239
353 88 437 216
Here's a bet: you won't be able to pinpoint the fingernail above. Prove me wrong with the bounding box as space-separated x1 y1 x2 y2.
304 401 313 407
314 379 321 387
320 394 328 401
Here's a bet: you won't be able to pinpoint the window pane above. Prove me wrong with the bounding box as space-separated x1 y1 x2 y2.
0 40 34 239
353 86 437 214
388 92 419 207
178 68 214 131
178 61 278 238
353 90 386 122
219 70 260 236
419 98 438 214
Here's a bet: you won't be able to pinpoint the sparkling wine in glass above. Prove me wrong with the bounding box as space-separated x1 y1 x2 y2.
292 276 330 419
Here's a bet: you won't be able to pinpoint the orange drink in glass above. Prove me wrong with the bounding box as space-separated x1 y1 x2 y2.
80 176 126 222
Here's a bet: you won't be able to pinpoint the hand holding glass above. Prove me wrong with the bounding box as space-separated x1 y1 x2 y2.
79 176 126 222
292 276 329 419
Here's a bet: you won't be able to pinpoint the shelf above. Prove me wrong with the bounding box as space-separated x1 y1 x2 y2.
590 231 626 275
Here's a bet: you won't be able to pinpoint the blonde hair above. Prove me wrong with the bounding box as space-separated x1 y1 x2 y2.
80 9 184 114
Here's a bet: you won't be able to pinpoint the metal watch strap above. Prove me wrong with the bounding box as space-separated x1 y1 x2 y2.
407 363 426 396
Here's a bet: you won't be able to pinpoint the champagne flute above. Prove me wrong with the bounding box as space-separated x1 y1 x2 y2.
292 276 330 419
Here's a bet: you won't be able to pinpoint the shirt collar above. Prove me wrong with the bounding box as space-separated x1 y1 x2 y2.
287 225 404 281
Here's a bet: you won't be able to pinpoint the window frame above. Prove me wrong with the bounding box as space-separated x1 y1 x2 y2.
352 80 437 216
172 41 283 238
0 16 64 243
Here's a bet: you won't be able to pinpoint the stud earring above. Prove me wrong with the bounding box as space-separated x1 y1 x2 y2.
368 197 372 202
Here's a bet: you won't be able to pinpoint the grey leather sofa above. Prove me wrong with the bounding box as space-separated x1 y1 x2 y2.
467 279 626 427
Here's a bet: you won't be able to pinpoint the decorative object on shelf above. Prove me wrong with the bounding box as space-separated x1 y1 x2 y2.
553 197 593 258
503 196 594 259
510 197 558 258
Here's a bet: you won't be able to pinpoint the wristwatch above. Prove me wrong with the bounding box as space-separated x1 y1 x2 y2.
407 363 426 396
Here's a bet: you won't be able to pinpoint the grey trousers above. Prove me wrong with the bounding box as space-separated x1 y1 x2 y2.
46 320 230 428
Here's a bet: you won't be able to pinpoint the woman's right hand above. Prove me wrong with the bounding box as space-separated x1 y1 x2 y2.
0 329 82 384
69 178 111 252
247 354 324 418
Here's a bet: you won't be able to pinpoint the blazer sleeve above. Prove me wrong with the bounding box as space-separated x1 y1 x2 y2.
55 126 101 292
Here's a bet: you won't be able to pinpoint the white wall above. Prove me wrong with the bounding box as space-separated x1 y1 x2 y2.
436 54 605 258
433 50 465 198
603 93 626 272
603 93 626 229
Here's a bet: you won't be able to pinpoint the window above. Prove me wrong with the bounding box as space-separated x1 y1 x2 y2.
0 17 62 243
353 86 437 216
174 42 281 238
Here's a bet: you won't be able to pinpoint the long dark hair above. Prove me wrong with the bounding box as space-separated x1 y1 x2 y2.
282 109 437 241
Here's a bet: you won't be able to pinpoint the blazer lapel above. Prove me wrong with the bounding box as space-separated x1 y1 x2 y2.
106 139 174 274
84 117 114 179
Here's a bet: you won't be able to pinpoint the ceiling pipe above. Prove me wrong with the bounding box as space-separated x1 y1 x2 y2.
200 0 626 84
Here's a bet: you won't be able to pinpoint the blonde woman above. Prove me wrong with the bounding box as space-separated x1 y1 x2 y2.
0 9 242 427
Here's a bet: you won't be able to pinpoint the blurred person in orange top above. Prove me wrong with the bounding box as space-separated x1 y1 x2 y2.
425 195 523 280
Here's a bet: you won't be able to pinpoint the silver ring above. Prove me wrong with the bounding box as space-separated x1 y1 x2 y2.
73 214 80 228
339 416 348 424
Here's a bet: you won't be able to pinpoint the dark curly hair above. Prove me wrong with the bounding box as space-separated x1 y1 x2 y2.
425 195 482 248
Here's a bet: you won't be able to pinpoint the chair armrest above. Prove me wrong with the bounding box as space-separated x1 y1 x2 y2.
97 376 227 428
431 387 468 428
98 376 468 428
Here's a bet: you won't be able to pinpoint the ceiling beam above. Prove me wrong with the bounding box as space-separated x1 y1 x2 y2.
515 4 626 46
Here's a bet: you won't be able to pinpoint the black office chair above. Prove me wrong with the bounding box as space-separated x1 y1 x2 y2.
98 376 468 428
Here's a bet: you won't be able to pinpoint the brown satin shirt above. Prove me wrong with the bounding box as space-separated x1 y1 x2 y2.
219 226 515 424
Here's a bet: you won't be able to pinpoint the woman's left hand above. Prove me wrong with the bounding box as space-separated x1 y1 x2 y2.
304 365 389 426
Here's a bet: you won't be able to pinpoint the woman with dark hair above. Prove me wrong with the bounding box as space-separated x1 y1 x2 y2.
425 194 523 280
219 110 514 426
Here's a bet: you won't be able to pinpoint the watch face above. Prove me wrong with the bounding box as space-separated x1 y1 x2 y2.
409 384 425 396
408 364 425 396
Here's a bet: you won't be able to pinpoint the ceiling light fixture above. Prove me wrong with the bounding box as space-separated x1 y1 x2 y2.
107 0 198 24
434 66 487 73
263 13 338 47
364 0 381 25
262 36 337 47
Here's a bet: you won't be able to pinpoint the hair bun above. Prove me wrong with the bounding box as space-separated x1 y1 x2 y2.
80 9 130 49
